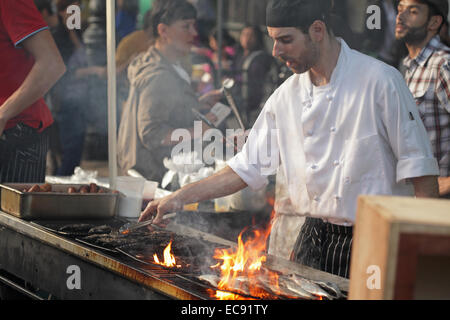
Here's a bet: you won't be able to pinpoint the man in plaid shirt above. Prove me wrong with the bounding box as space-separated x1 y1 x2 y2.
396 0 450 197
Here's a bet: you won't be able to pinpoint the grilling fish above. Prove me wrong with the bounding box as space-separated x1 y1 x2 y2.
198 274 220 288
225 276 251 296
278 277 316 299
313 280 345 299
286 274 335 300
88 225 112 235
59 224 94 233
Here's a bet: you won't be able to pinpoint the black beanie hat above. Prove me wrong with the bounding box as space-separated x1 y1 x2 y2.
266 0 332 30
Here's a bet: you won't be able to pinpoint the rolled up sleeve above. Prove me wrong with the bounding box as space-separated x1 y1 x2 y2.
227 152 269 190
379 68 439 183
227 101 280 190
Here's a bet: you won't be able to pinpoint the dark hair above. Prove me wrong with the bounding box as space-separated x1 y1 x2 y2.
421 0 447 32
55 0 78 13
242 25 265 51
150 0 197 39
266 0 334 34
142 9 152 31
210 27 236 47
34 0 53 15
121 0 139 16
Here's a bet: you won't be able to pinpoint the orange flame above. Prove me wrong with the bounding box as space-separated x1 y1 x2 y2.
211 204 280 299
153 240 181 268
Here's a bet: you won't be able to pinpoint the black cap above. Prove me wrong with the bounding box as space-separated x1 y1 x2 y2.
266 0 332 29
424 0 449 22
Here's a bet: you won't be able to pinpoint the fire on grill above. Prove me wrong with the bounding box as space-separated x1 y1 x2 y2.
124 213 345 300
49 214 345 300
153 240 181 268
196 221 344 300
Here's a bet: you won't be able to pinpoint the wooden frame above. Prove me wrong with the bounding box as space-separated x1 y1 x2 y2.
348 196 450 300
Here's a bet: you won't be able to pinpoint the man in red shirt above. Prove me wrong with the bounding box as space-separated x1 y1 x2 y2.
0 0 66 183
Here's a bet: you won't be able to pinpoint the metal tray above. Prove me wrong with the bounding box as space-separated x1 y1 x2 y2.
0 183 119 220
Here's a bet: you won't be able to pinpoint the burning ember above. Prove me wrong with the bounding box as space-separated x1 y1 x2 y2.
203 197 344 300
210 209 282 300
153 241 181 268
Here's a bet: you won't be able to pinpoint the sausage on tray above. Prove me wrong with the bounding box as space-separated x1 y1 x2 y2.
28 184 41 192
40 183 52 192
89 183 99 193
79 185 89 194
67 187 78 194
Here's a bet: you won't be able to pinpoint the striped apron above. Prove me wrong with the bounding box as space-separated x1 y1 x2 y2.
291 217 353 279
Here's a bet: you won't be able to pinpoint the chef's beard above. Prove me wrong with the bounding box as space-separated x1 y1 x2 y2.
278 39 320 74
396 21 429 45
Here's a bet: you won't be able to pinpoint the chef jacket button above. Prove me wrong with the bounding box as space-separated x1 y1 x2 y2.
311 164 318 170
313 196 320 202
307 130 314 136
333 160 340 166
344 177 351 184
326 94 333 101
334 196 341 201
330 127 336 133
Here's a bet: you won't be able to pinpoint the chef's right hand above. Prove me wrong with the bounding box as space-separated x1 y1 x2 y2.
139 193 183 225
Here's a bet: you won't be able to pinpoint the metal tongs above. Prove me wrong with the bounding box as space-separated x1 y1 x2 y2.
119 213 177 234
221 78 246 130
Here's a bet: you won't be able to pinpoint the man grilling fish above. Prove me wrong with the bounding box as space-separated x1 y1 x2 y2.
140 0 440 279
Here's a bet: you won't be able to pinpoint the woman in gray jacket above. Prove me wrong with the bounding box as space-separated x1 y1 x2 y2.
118 0 221 183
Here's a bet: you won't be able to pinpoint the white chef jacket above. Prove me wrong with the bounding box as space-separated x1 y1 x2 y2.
227 39 439 226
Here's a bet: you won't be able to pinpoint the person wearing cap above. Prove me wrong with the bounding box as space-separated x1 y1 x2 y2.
117 0 222 183
140 0 440 278
395 0 450 198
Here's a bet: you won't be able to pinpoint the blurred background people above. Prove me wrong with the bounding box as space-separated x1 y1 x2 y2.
192 27 238 92
34 0 59 28
48 0 105 176
116 0 139 43
118 0 222 183
361 0 408 67
115 9 153 122
395 0 450 198
233 25 274 126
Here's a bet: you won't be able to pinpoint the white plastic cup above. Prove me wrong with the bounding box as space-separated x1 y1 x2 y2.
141 180 159 210
143 181 158 201
116 176 146 218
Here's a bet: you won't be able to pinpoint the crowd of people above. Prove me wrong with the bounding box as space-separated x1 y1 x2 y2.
1 0 449 278
17 0 286 178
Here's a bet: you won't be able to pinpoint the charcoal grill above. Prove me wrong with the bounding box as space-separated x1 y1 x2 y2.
0 209 348 300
